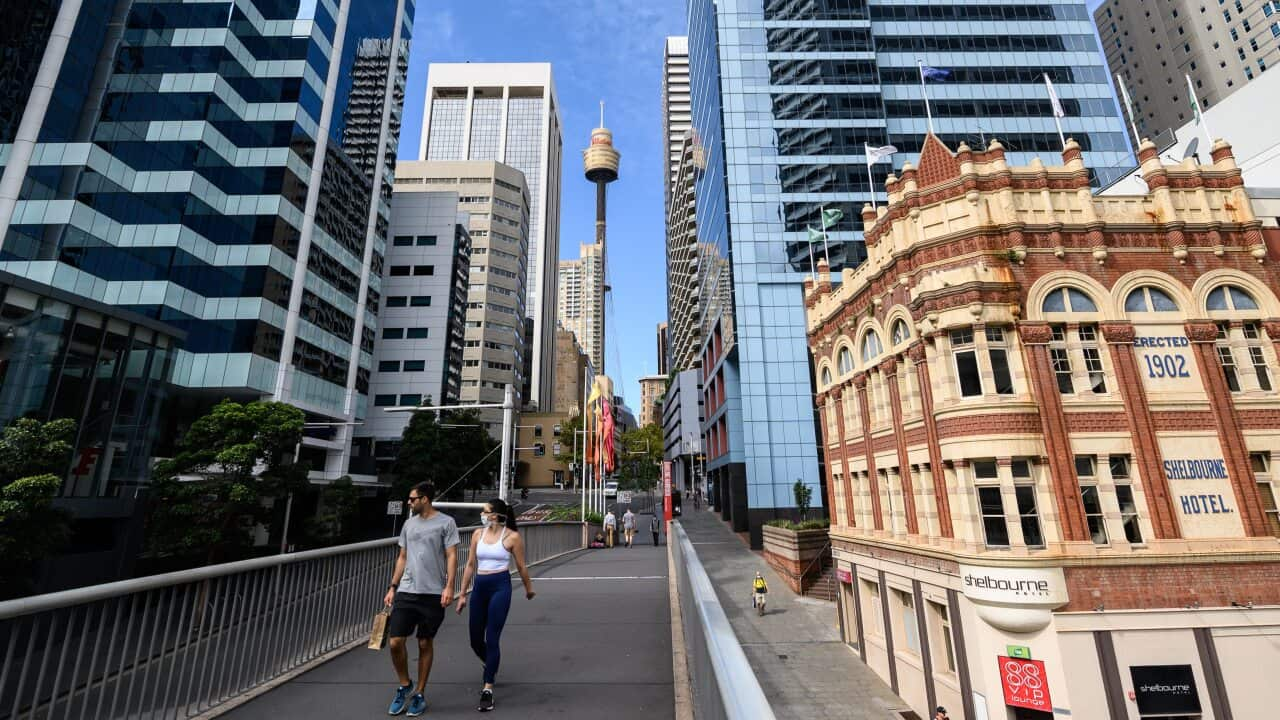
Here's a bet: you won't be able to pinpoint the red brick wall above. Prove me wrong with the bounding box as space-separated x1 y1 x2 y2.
1063 561 1280 611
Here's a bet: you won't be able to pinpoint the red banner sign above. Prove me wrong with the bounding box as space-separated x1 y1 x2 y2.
836 568 852 584
662 461 673 522
999 656 1052 711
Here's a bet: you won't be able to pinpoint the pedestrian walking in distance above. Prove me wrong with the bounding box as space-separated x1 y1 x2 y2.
933 707 949 720
603 508 617 548
622 507 637 547
752 572 769 616
457 498 536 712
383 482 460 716
650 513 660 546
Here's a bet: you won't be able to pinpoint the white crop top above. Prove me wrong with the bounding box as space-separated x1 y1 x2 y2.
476 527 512 572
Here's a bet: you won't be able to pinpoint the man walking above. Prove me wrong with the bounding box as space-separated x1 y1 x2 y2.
603 508 617 548
383 482 460 716
650 513 661 546
622 507 637 548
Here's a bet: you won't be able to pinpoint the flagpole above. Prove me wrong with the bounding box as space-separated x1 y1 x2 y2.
1115 73 1142 146
1044 74 1067 151
818 204 831 263
917 59 935 135
1186 74 1213 151
807 236 816 281
865 145 878 210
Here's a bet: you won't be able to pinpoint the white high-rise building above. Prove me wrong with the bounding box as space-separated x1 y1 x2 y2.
557 242 604 373
662 37 691 207
416 63 563 411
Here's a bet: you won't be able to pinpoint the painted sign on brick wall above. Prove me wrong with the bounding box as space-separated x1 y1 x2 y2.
1157 435 1245 538
1133 326 1202 394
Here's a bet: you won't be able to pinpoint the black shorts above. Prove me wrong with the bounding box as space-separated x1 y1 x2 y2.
388 592 446 639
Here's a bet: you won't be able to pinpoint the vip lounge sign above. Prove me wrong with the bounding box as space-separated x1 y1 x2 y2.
998 656 1052 711
1130 665 1201 716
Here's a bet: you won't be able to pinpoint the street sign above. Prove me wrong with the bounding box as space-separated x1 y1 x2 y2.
998 656 1052 712
619 491 632 505
386 501 403 516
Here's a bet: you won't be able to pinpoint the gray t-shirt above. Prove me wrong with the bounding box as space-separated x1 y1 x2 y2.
397 511 461 595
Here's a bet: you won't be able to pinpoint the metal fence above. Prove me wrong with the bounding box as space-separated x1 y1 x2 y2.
0 521 583 720
670 521 775 720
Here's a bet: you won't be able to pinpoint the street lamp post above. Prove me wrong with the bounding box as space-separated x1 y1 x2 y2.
385 383 517 508
280 420 363 554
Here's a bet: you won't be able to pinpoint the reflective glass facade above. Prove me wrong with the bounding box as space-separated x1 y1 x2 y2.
0 0 414 479
687 0 1131 544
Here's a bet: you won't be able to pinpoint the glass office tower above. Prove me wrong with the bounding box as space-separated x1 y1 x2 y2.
687 0 1130 546
0 0 414 484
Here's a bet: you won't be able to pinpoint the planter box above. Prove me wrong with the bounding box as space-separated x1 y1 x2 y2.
761 525 831 594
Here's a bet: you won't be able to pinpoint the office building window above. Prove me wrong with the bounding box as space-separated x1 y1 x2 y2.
986 326 1015 394
378 360 399 372
977 477 1009 547
1110 455 1143 543
1253 453 1280 537
404 360 425 372
393 235 414 246
930 601 956 673
1012 460 1044 547
1076 455 1109 544
400 394 422 406
950 329 983 397
374 394 397 406
895 589 920 654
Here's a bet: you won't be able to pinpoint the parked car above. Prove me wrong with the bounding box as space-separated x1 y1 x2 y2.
604 481 618 498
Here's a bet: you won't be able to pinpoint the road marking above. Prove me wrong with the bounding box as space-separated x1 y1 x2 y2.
536 575 668 581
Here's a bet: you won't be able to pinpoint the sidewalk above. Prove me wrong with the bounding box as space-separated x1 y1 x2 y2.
677 507 911 719
220 517 673 718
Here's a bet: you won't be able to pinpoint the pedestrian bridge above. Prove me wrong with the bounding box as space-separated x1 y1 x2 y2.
0 517 772 719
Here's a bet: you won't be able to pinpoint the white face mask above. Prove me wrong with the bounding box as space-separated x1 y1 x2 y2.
481 514 492 528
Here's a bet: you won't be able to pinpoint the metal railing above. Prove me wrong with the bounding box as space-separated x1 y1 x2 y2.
0 521 583 720
670 521 775 720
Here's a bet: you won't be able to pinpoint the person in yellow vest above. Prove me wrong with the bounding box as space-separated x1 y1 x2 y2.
752 572 768 615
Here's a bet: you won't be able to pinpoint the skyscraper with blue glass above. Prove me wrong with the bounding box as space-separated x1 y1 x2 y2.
687 0 1131 545
0 0 413 490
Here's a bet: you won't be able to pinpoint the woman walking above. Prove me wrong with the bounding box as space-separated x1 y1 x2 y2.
456 498 536 712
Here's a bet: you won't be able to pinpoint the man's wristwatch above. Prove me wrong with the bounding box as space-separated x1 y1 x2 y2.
387 583 396 591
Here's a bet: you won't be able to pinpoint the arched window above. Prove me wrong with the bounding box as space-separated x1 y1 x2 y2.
1042 286 1098 313
837 347 854 374
1124 286 1179 312
1206 285 1259 312
821 367 833 388
861 331 883 362
891 319 911 346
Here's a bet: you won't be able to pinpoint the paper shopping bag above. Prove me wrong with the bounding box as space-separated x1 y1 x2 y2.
368 610 389 650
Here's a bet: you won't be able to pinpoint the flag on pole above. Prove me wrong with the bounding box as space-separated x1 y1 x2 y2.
865 144 898 165
1043 74 1065 119
1043 73 1067 149
916 62 948 135
865 144 897 210
806 226 824 244
1185 74 1213 150
821 207 844 229
919 65 951 82
1115 72 1142 146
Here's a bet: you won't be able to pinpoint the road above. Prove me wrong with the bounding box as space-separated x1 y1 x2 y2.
220 516 674 718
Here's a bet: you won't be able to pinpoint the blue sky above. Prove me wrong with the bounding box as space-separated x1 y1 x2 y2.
397 1 687 409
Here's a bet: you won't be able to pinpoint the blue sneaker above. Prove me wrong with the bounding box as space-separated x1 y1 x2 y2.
388 685 412 715
407 693 428 716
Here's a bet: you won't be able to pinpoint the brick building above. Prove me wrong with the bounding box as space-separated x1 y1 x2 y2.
805 134 1280 720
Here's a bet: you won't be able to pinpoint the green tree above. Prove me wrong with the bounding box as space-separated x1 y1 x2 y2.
146 400 305 565
793 479 813 521
0 417 76 598
553 413 584 489
394 408 498 501
303 475 360 547
619 423 664 490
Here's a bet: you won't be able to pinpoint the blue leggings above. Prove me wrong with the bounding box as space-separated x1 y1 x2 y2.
468 572 512 684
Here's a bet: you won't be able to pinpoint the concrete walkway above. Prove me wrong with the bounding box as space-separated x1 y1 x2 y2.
677 508 911 719
221 517 673 718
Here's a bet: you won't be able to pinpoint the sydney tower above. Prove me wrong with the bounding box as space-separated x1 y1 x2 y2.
582 105 620 373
